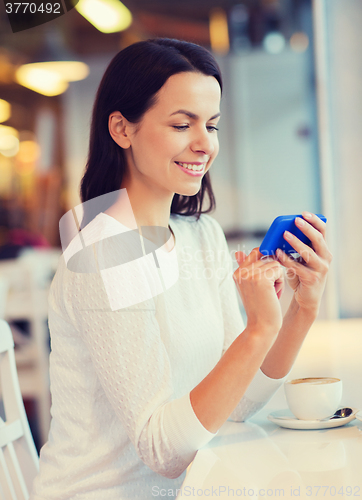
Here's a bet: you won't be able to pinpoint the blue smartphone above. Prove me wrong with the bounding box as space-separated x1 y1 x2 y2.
259 214 327 256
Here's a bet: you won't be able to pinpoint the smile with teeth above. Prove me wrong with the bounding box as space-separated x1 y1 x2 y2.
175 162 205 171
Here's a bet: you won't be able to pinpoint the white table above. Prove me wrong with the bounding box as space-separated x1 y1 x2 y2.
177 319 362 498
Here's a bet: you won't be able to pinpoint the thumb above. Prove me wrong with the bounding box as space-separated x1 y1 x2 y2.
235 251 247 265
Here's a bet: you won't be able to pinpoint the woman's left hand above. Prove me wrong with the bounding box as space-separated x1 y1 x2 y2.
276 211 333 315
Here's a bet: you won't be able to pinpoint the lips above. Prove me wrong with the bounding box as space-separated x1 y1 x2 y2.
175 161 205 172
175 161 205 177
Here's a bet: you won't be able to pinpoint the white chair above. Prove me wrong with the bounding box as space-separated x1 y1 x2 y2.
0 248 60 447
0 319 39 500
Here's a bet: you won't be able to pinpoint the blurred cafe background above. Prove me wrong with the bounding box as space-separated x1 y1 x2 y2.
0 0 361 452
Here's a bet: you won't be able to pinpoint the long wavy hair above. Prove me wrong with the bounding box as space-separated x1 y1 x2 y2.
79 38 223 228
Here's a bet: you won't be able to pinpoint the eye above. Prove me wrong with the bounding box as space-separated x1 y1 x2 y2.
207 126 219 132
172 125 189 131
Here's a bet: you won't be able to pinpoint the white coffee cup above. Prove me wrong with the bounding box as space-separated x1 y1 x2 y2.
284 377 342 420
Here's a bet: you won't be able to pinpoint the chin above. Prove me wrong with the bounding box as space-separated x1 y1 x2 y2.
177 177 205 196
175 185 202 197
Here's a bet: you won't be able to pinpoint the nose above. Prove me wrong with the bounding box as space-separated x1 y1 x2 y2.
190 128 216 156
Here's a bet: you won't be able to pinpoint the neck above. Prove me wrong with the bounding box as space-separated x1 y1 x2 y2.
103 181 175 249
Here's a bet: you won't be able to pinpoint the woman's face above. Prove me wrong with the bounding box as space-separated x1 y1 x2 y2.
121 71 221 198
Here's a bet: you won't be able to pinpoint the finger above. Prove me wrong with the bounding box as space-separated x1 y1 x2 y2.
241 256 279 271
235 251 247 265
276 248 314 279
242 247 263 265
275 276 284 299
302 211 327 238
295 216 331 260
282 230 321 267
234 259 283 283
257 261 284 282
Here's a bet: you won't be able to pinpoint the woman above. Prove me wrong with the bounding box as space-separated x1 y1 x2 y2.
30 38 331 500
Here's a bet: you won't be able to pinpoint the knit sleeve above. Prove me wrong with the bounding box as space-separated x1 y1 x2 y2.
63 254 217 480
206 215 287 422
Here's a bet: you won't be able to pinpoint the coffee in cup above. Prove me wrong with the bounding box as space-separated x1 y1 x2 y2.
284 377 342 420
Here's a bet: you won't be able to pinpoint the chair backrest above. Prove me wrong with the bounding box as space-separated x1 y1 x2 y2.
0 277 8 320
0 254 56 448
0 320 39 500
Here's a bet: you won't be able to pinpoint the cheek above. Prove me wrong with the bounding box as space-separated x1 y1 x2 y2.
149 130 182 155
164 135 188 158
132 134 161 162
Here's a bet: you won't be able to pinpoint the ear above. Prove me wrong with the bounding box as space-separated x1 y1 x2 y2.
108 112 132 149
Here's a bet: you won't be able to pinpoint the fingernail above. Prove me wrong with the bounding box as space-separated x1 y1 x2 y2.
284 231 292 240
303 211 312 219
296 217 305 226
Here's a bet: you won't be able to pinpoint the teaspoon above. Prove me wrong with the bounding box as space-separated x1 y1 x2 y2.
321 407 353 421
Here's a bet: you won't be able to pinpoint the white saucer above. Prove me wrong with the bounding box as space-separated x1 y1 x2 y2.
267 408 358 430
355 411 362 423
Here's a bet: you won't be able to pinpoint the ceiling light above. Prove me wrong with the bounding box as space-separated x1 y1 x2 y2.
17 140 41 163
25 61 89 82
75 0 132 33
0 127 19 157
0 126 19 157
0 99 11 123
263 32 286 54
15 65 69 96
209 7 230 55
0 125 18 138
0 135 19 157
15 61 89 96
290 32 309 53
15 29 89 96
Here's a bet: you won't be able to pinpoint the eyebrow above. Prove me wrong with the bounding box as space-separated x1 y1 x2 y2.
170 110 221 120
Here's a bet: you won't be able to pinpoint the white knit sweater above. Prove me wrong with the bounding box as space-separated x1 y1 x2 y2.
30 212 286 500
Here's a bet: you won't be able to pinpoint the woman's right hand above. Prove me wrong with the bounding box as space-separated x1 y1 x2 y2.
233 248 284 336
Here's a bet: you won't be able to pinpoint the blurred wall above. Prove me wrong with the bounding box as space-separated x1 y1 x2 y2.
211 48 320 233
324 0 362 318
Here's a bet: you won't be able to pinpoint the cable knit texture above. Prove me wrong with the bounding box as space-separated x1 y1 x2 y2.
30 213 286 500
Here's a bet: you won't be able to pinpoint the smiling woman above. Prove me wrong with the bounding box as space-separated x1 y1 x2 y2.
79 38 223 230
29 38 331 500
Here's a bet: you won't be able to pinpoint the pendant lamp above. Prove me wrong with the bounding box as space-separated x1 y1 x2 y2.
15 28 89 96
75 0 132 34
